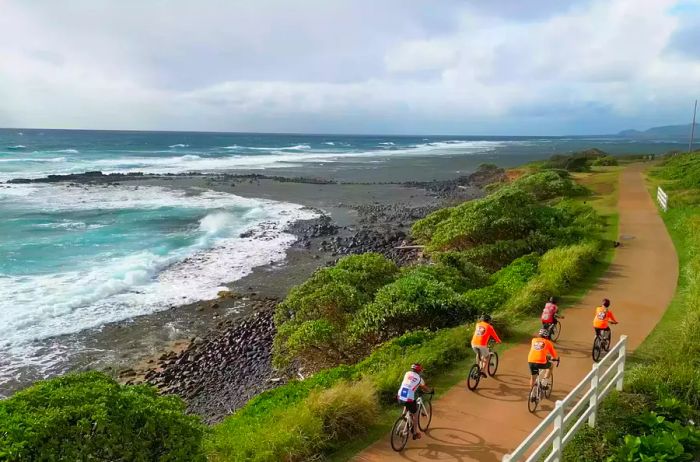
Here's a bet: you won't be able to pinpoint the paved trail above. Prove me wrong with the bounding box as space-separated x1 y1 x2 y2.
353 165 678 462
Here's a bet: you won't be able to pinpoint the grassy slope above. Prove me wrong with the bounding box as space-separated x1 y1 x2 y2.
326 167 622 461
633 170 698 363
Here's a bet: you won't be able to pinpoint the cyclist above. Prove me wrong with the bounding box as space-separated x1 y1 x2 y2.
397 363 432 440
471 314 502 378
527 328 559 390
593 298 618 338
541 296 563 332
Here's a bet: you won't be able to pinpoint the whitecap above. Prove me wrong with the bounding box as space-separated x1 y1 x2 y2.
169 144 189 148
0 183 318 385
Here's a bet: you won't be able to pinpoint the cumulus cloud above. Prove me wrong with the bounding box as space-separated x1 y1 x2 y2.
0 0 698 134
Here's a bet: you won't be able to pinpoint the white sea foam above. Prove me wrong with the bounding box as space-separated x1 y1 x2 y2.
169 144 190 148
379 142 395 146
0 183 317 383
6 145 26 150
0 139 525 182
55 149 79 154
323 141 335 145
0 156 66 163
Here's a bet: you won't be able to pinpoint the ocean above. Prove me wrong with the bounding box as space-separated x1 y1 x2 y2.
0 128 686 390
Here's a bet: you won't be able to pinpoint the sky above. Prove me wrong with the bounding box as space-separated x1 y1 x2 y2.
0 0 699 135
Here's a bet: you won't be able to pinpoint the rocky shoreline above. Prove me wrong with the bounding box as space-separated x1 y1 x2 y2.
112 165 504 422
4 164 503 419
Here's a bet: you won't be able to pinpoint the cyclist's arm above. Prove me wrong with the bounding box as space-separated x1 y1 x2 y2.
609 310 618 323
419 384 431 393
547 342 559 360
489 325 502 343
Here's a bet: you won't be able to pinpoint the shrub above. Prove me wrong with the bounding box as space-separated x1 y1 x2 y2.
414 188 568 251
349 272 469 343
504 240 601 316
511 171 589 200
432 251 491 286
610 412 700 461
0 372 205 462
401 263 482 293
307 381 379 446
592 156 619 166
273 253 399 368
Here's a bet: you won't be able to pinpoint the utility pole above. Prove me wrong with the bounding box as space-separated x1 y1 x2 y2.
690 99 698 153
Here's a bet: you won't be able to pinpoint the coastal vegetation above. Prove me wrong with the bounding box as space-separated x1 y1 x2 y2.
0 372 206 461
565 152 700 461
0 151 624 461
206 156 618 461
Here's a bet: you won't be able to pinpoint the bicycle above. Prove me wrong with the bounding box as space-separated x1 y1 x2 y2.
466 339 499 391
592 322 617 362
390 391 434 452
528 358 560 413
546 315 563 342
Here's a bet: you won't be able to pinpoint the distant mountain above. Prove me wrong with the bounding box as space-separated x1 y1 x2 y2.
617 123 699 139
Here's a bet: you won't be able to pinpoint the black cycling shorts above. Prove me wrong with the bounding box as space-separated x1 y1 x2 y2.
529 361 552 376
595 327 611 337
400 399 418 414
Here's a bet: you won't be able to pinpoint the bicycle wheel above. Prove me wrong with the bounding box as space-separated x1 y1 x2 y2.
603 331 611 352
418 399 432 431
390 415 410 452
592 336 602 362
544 374 553 399
528 383 539 413
551 320 562 342
466 364 481 391
488 351 499 376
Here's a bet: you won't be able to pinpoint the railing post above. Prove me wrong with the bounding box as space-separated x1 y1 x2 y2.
503 455 512 462
616 335 627 391
588 363 599 427
553 400 564 461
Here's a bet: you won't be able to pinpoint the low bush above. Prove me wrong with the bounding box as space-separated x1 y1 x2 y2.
414 188 565 251
510 171 589 201
545 148 607 172
402 263 483 293
504 240 601 316
611 411 700 461
273 253 399 369
592 156 619 166
349 272 468 344
0 372 206 462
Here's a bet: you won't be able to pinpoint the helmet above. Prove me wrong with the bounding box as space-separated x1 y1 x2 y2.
548 296 557 304
411 363 423 373
480 313 492 323
602 298 610 308
538 328 551 339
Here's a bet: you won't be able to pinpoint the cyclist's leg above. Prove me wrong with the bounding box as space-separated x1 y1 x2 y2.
528 362 539 388
541 361 552 385
471 345 481 366
407 401 421 437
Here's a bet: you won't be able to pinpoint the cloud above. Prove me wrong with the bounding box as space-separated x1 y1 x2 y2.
0 0 698 135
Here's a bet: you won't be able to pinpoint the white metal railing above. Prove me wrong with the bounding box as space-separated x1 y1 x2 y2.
503 335 628 462
657 187 668 212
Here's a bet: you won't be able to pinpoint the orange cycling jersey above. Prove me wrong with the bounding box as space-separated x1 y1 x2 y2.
471 321 501 347
527 337 558 364
593 306 617 329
